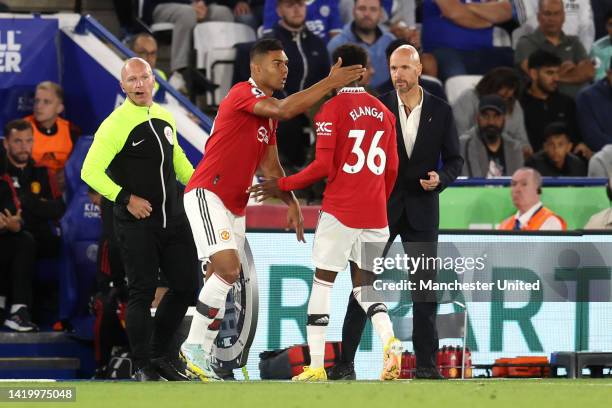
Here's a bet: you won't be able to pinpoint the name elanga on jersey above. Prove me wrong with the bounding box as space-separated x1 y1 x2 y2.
349 105 384 122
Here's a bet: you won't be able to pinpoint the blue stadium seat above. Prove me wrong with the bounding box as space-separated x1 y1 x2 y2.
64 135 93 204
59 190 101 320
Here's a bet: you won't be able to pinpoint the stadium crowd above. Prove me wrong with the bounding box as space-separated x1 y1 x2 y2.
0 0 611 380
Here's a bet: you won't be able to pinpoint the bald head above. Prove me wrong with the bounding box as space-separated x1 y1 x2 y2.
389 45 422 94
390 45 421 64
120 57 155 107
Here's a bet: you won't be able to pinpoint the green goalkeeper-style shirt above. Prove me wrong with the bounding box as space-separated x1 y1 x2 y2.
81 98 194 228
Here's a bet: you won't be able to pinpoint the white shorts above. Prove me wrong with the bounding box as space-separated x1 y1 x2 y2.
312 212 389 273
184 188 246 263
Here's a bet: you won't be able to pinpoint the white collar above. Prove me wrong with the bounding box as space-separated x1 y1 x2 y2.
248 77 259 88
397 86 423 110
516 201 544 224
338 86 366 94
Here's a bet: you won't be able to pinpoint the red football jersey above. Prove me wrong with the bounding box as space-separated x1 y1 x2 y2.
186 79 277 216
317 87 398 229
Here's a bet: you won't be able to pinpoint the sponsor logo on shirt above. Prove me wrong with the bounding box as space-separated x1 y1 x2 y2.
83 202 101 219
219 229 231 242
315 121 332 135
257 126 270 144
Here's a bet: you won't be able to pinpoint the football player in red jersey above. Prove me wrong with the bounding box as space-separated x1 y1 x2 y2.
249 44 402 381
180 38 366 380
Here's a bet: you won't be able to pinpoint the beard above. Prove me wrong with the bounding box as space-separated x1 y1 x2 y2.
480 126 502 144
9 152 29 165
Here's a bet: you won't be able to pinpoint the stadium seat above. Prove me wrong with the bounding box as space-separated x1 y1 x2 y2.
193 22 257 105
392 301 470 378
445 75 483 105
64 135 93 204
59 190 102 320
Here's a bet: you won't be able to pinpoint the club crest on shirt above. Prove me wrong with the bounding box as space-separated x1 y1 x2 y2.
30 181 41 194
219 229 231 242
257 126 270 144
164 126 174 145
251 87 265 98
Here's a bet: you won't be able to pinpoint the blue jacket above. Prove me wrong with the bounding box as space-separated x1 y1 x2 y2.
263 0 342 43
327 22 396 89
576 79 612 151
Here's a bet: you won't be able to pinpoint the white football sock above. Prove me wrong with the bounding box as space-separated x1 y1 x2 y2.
352 287 394 345
306 277 333 369
185 273 232 352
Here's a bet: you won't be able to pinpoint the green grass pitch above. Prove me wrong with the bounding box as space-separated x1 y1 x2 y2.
2 379 611 408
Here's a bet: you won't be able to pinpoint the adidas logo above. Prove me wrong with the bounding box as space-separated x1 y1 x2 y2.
313 316 329 325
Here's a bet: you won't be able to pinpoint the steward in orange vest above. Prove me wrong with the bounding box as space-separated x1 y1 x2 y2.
498 204 567 231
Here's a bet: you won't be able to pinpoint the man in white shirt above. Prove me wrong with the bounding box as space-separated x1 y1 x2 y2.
498 167 567 230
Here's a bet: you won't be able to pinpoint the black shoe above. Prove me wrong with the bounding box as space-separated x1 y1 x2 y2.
133 365 163 381
151 357 190 381
4 307 38 332
326 362 356 380
211 362 235 381
415 367 445 379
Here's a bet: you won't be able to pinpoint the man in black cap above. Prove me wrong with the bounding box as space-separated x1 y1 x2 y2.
459 94 524 177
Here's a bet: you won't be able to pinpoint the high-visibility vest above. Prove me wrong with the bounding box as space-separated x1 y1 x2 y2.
25 115 73 171
498 206 567 231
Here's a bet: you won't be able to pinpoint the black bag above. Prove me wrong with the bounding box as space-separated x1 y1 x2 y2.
259 342 342 379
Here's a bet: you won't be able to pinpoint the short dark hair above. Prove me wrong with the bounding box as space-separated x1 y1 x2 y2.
4 119 32 138
385 38 409 61
332 44 368 68
528 50 562 70
476 67 521 97
543 122 570 142
128 32 156 50
250 38 283 61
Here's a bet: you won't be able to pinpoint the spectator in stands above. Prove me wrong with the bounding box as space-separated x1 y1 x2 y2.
513 0 595 52
0 171 38 332
130 33 167 81
232 0 265 29
421 0 514 81
265 0 330 167
588 144 612 178
515 0 594 97
584 179 612 229
2 119 66 261
591 10 612 81
452 67 531 154
460 94 524 177
24 81 80 192
498 167 567 230
592 1 612 40
525 122 587 176
263 0 342 43
376 39 447 100
146 1 234 91
0 2 8 12
520 50 591 160
328 0 395 90
576 58 612 152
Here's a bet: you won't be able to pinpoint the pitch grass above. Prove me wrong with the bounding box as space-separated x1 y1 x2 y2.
2 379 611 408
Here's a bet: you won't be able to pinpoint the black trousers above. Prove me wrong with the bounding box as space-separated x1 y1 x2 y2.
114 216 198 369
340 211 440 369
0 230 36 307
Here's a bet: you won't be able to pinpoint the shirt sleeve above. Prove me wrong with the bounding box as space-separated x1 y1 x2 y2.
234 84 269 113
81 116 127 202
172 126 195 185
313 104 337 150
328 0 343 33
572 37 588 62
262 0 277 31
